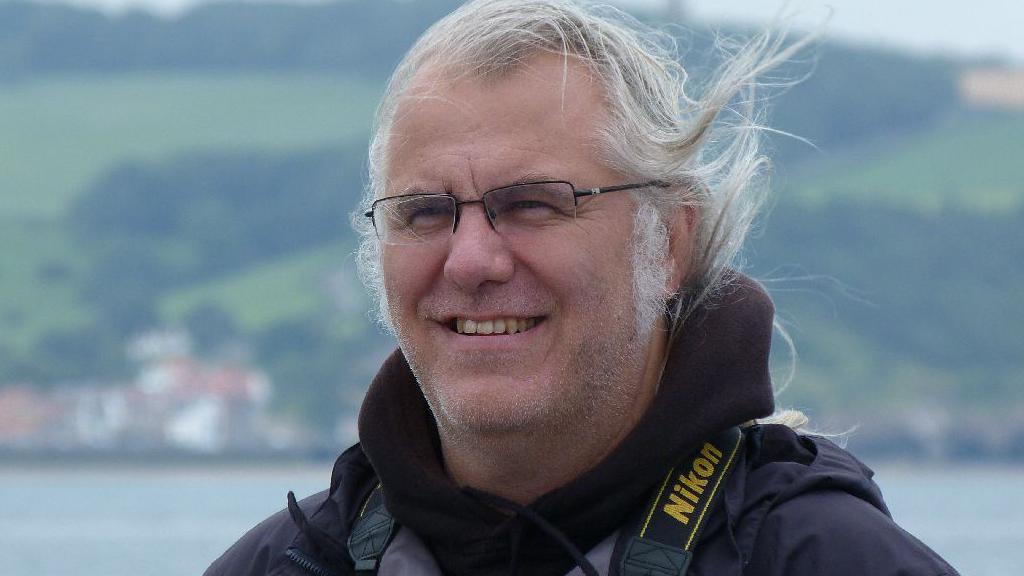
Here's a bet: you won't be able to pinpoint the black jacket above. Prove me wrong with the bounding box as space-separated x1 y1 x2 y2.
206 276 959 576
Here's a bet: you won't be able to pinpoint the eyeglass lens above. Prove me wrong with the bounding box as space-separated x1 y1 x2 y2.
374 182 576 245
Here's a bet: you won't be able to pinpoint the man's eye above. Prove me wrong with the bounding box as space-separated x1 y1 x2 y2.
382 197 452 233
494 199 565 225
506 200 559 213
387 196 448 226
490 183 574 225
405 204 450 226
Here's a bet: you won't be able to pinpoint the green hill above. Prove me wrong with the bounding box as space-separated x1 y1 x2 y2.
783 112 1024 213
0 221 93 352
159 241 363 333
0 73 379 220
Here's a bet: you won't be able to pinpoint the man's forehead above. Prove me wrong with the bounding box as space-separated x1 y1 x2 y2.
383 53 611 190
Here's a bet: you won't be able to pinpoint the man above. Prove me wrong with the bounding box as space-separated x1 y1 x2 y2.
207 1 959 575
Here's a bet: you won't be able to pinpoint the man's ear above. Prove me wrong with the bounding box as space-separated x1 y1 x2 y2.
665 204 698 293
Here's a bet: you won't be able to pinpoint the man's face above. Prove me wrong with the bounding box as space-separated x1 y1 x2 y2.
380 54 677 437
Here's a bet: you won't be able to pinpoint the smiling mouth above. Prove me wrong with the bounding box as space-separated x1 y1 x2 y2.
450 317 542 335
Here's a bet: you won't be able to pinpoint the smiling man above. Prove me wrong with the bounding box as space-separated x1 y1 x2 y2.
207 1 959 575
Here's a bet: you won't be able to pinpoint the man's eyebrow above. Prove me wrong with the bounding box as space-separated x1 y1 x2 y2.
392 182 449 196
505 171 561 186
392 173 562 197
397 186 434 195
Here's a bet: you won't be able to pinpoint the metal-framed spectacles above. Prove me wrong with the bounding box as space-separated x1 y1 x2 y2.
364 180 668 245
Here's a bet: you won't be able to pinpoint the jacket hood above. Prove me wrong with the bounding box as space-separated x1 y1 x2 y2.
357 272 777 575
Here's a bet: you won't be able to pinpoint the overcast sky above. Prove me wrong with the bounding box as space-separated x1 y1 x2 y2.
641 0 1022 63
34 0 1024 64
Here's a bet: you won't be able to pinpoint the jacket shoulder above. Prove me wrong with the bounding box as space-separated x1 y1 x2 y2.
740 425 959 575
746 488 959 575
204 489 330 576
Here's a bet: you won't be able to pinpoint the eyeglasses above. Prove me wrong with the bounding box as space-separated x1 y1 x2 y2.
365 180 668 245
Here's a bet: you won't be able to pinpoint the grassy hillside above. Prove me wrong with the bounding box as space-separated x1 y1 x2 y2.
159 241 363 333
0 73 379 220
784 112 1024 213
0 221 94 352
753 193 1024 417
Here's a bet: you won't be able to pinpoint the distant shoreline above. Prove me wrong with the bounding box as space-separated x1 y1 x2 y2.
2 449 1022 471
0 449 337 470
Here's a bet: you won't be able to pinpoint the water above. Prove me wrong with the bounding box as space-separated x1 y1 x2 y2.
873 465 1024 576
1 462 1019 575
0 464 327 575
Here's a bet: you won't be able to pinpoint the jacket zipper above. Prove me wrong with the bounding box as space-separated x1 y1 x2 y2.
285 547 341 576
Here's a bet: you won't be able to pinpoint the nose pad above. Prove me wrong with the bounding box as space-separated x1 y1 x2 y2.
452 199 498 233
443 203 514 291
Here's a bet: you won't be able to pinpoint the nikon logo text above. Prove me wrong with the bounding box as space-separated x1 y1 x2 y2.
662 442 723 524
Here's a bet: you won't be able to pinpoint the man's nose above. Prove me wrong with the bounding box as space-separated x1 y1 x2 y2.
443 203 515 291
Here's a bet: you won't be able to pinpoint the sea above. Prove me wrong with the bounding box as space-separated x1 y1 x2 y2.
1 461 1020 575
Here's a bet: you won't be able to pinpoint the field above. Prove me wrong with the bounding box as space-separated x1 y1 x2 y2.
158 241 362 332
0 73 379 220
785 112 1024 213
0 221 93 352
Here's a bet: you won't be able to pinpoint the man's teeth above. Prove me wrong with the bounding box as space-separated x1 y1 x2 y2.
455 317 537 335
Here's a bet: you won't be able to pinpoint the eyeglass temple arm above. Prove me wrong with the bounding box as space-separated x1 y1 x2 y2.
572 180 670 198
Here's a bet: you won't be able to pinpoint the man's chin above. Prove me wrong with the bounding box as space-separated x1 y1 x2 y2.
423 374 569 437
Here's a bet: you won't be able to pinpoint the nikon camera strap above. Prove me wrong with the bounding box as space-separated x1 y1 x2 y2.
613 426 745 576
347 483 397 576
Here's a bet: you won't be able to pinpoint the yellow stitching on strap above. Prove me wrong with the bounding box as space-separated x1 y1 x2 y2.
358 482 383 518
640 467 676 537
684 434 742 550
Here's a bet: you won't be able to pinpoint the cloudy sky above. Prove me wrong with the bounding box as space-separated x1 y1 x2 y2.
34 0 1024 63
655 0 1022 62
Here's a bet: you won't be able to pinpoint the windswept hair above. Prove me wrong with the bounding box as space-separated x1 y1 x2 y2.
353 0 809 342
